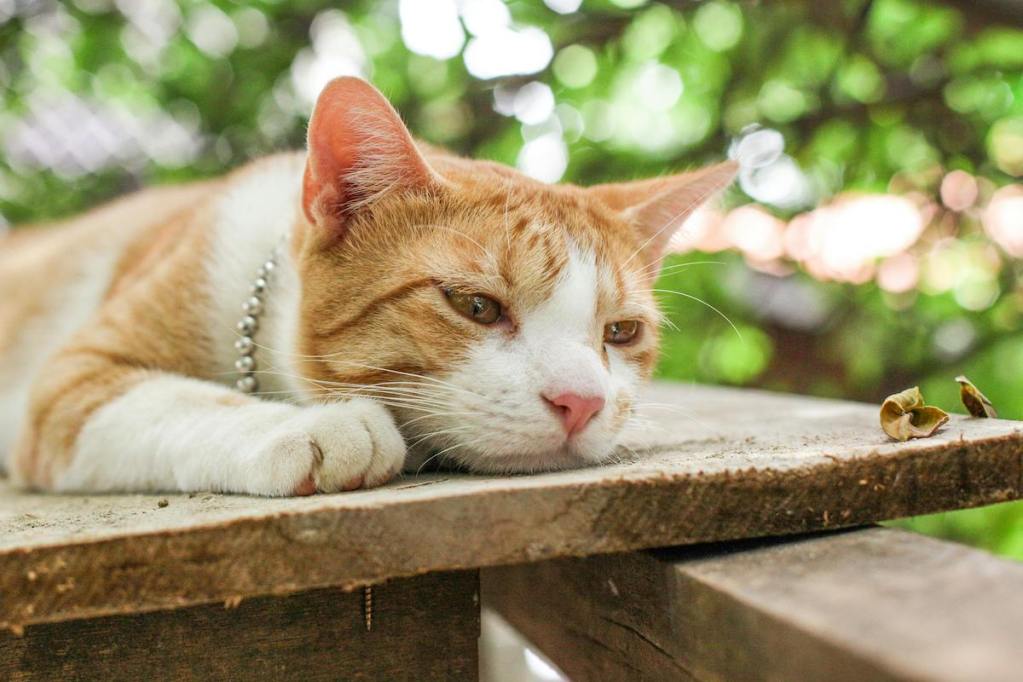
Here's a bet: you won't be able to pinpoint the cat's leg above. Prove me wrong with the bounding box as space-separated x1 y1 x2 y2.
13 356 406 495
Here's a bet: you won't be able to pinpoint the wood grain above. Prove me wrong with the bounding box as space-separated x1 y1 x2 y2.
2 383 1020 627
485 527 1023 682
1 570 479 681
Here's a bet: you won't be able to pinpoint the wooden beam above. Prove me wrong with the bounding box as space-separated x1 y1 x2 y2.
1 570 480 681
3 384 1021 626
484 527 1023 682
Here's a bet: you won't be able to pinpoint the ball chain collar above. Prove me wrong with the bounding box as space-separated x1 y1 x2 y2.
233 244 284 394
233 240 378 629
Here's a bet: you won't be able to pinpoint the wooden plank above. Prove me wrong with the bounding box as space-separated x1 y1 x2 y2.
2 383 1021 627
484 527 1023 682
1 570 479 681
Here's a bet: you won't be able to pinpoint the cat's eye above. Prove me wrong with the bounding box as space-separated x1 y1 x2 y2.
604 320 641 345
444 289 503 325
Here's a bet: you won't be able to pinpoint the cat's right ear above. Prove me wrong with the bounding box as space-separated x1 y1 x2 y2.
587 161 737 279
301 77 443 236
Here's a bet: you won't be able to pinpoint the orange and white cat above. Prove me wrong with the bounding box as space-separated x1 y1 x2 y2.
0 78 735 496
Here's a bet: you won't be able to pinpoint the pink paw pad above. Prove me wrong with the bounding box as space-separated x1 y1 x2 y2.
341 475 364 492
293 475 317 496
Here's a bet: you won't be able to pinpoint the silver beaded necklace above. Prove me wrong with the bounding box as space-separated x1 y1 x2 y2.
233 241 285 394
235 239 375 624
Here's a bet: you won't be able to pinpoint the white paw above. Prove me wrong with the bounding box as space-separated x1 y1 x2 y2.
250 399 406 496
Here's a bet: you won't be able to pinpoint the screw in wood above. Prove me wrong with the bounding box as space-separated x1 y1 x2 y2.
363 586 373 632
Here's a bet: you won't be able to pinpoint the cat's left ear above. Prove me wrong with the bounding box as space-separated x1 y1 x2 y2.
588 161 738 275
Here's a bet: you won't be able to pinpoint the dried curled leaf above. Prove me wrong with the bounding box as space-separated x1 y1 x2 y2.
955 375 998 418
880 386 950 441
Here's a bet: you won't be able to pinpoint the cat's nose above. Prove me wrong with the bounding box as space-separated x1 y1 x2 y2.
543 391 605 437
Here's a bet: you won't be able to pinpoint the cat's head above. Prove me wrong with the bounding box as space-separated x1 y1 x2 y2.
291 78 735 473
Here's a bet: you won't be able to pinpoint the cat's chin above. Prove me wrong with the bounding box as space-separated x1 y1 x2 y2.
402 436 618 475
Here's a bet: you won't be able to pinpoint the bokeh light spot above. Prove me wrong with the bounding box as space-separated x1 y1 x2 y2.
693 2 743 52
464 27 553 79
517 132 568 183
512 82 555 125
988 117 1023 177
543 0 582 14
399 0 465 60
983 185 1023 257
553 45 598 89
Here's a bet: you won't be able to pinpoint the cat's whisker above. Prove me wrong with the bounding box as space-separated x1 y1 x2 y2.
398 410 478 429
245 380 458 412
412 435 485 475
660 316 680 332
646 288 742 341
244 365 470 404
258 384 457 412
639 259 726 279
421 436 489 471
414 451 447 476
311 382 457 401
240 346 458 397
324 360 486 401
319 391 455 410
407 426 474 451
412 223 491 257
632 401 717 433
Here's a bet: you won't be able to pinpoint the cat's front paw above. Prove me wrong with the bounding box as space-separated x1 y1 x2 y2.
252 399 406 496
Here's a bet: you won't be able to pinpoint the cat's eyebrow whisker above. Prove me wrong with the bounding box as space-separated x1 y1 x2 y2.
412 223 493 259
645 288 742 341
501 180 524 270
413 222 506 278
638 259 726 279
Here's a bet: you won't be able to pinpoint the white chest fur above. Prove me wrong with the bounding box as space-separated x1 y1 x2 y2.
204 155 307 401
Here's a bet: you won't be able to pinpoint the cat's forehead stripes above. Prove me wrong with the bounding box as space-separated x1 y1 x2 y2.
493 217 634 329
495 218 569 313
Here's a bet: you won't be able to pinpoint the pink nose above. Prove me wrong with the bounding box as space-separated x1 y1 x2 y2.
543 392 605 437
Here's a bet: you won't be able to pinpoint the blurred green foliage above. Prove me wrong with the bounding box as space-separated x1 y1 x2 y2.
1 0 1021 558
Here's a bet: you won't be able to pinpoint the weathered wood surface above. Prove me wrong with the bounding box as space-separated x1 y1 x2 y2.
1 570 479 681
1 383 1020 627
485 527 1023 682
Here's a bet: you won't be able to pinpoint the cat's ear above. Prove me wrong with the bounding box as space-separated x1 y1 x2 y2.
302 77 442 232
588 161 738 274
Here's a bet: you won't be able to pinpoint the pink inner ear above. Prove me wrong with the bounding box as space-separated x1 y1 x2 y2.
301 77 437 229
